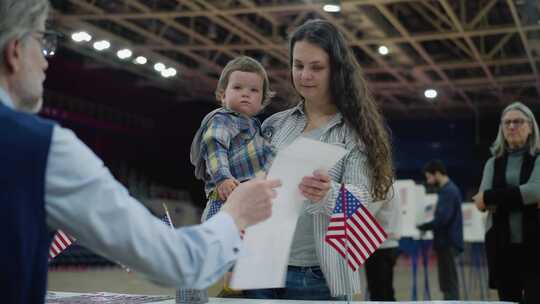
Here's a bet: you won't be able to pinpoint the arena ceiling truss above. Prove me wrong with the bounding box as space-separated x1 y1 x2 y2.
52 0 540 117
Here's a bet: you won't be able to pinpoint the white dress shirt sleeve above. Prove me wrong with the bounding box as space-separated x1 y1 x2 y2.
44 125 243 288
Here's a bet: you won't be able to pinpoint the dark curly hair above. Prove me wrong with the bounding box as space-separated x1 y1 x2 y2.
289 19 394 201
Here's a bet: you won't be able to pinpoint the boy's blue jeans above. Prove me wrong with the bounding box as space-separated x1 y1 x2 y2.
242 265 347 301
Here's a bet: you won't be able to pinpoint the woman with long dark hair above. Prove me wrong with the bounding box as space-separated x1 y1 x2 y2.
243 19 394 300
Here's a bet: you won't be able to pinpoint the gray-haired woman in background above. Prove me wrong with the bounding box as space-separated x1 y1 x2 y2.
473 102 540 303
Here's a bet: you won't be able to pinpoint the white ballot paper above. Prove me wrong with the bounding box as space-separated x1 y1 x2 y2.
230 137 347 289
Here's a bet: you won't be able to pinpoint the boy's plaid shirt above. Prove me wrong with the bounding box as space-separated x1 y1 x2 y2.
197 108 274 197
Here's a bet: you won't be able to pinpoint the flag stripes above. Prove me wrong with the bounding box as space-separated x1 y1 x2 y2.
49 230 75 260
325 185 387 271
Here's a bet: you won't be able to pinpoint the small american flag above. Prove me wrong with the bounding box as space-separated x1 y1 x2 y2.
49 230 75 260
161 203 174 229
325 185 387 271
160 214 173 228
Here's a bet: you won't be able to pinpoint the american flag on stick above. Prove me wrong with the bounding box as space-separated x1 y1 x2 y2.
325 184 387 271
49 230 75 260
161 203 174 229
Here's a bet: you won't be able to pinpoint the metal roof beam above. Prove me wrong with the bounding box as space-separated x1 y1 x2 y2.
468 0 498 29
506 0 540 96
440 0 502 102
375 3 473 108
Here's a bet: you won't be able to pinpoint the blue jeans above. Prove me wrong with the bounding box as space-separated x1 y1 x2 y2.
243 266 347 301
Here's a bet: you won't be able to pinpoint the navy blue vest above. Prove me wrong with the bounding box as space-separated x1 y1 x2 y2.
0 102 54 303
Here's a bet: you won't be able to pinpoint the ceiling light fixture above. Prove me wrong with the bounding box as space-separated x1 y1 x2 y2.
71 31 92 43
161 67 177 78
93 40 110 51
424 89 438 99
116 48 133 60
323 4 341 13
134 56 147 65
153 62 165 72
378 45 389 55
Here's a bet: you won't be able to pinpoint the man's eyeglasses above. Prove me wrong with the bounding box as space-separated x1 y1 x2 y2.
501 118 529 128
30 30 62 57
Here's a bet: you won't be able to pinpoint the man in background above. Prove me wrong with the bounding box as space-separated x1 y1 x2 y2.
418 160 463 300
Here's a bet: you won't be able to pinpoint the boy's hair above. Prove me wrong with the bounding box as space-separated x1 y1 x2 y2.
215 56 275 106
423 159 447 175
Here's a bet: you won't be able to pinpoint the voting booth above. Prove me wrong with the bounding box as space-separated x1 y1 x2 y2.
395 180 417 238
460 203 489 299
394 181 487 243
461 203 487 242
394 180 437 300
394 180 490 301
394 180 436 240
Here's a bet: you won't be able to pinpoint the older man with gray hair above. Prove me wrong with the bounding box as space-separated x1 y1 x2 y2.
0 1 280 303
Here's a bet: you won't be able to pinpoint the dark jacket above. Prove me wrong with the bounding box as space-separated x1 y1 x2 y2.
0 102 55 303
418 180 464 252
484 152 540 288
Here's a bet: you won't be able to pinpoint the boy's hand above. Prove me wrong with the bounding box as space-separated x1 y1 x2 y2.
217 178 240 200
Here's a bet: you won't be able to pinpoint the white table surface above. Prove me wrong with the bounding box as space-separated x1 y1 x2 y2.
47 291 513 304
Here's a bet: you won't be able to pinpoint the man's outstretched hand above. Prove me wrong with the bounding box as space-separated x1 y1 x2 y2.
222 177 281 231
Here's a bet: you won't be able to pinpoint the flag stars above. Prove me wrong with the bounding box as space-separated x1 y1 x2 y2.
325 186 387 272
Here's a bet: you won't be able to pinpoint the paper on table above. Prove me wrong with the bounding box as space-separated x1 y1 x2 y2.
230 137 347 290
